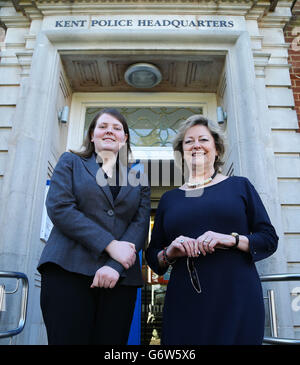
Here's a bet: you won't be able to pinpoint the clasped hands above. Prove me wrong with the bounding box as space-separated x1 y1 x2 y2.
166 231 235 259
91 239 136 289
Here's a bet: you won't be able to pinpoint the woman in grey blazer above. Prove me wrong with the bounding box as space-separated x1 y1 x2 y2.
37 108 150 345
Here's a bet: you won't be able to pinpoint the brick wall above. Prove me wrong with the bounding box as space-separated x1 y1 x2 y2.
285 0 300 131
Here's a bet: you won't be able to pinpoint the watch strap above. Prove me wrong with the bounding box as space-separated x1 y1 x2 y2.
231 232 239 248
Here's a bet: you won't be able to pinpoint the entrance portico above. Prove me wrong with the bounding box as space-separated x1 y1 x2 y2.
0 1 298 344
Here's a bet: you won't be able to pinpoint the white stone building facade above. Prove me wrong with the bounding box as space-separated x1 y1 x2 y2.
0 0 299 345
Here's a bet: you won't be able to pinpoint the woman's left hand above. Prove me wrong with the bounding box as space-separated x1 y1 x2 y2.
90 266 120 289
196 231 235 256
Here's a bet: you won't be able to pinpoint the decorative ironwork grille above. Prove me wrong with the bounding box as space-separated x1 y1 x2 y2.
84 107 203 147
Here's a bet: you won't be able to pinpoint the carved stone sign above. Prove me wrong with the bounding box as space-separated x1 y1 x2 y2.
43 15 246 32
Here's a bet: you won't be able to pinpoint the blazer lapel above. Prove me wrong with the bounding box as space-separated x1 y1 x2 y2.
114 162 134 205
81 154 114 207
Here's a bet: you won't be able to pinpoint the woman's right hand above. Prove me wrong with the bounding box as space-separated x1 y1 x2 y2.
166 235 198 259
90 266 120 289
105 240 136 269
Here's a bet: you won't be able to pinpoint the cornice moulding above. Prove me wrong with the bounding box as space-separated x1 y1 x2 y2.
35 5 255 14
0 15 30 28
19 0 261 15
0 62 22 67
258 17 291 27
265 63 291 68
1 42 26 48
1 0 293 29
262 43 290 48
253 50 272 58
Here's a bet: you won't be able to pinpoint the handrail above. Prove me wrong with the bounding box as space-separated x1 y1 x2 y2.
260 273 300 345
263 336 300 345
0 271 29 339
260 273 300 282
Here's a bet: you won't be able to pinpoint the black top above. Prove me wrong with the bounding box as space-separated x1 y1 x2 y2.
96 154 121 200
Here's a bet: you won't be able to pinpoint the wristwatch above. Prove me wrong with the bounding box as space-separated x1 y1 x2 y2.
231 232 239 248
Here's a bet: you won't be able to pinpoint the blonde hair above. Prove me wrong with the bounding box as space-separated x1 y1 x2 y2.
172 114 225 171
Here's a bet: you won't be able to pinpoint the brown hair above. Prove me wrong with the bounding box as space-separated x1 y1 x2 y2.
70 108 131 162
172 114 225 172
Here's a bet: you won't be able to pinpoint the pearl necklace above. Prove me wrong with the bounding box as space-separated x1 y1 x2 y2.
186 170 218 189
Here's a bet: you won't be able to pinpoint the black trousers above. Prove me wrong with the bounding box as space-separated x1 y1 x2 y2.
40 263 137 345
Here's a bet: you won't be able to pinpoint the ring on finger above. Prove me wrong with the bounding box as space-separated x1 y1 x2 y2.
179 239 185 244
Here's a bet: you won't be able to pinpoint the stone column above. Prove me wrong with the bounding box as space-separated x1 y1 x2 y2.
231 31 295 338
0 31 60 344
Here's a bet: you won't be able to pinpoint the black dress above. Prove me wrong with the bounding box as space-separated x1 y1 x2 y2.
145 176 278 345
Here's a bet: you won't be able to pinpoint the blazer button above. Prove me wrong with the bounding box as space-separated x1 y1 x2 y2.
107 209 114 217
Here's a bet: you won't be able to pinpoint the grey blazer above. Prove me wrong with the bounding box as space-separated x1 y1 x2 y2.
37 152 151 287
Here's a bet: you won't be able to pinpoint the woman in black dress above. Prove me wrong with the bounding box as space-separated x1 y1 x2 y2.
145 115 278 345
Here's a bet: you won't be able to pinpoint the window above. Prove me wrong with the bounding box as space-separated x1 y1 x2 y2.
84 106 203 147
